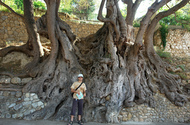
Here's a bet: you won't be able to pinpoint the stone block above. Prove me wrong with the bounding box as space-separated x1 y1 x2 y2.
0 114 5 118
14 103 23 111
16 91 22 97
6 113 11 118
11 77 21 84
36 106 42 110
10 91 16 96
24 98 30 102
23 101 32 106
127 113 132 120
122 117 128 122
0 77 5 83
21 78 32 84
32 102 38 108
38 101 44 107
17 113 23 118
1 16 8 21
5 78 11 84
0 91 3 96
3 91 10 96
33 94 39 100
9 103 16 108
30 93 36 97
23 110 31 116
12 114 18 119
30 109 35 113
25 93 30 98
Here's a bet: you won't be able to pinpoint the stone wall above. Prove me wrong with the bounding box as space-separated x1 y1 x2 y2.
1 11 190 59
119 93 190 123
0 76 45 119
0 11 103 47
0 52 189 123
154 29 190 58
0 11 190 123
0 75 190 122
0 11 28 47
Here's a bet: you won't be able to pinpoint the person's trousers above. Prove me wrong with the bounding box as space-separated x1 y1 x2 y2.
70 99 83 116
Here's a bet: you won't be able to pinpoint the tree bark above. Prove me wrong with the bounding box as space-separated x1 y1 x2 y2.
0 0 44 77
144 0 190 106
122 0 143 26
23 0 44 77
0 0 189 123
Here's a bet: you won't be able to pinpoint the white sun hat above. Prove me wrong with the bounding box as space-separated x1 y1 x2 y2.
78 74 83 77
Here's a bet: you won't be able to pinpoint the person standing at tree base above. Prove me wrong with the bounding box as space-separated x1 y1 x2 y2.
67 74 87 125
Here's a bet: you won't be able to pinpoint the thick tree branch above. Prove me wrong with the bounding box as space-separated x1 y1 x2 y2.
44 0 59 77
56 0 60 17
123 0 142 25
122 0 132 4
0 44 32 57
58 18 76 42
98 0 119 41
97 0 114 22
0 0 24 20
166 3 190 25
146 0 190 46
135 0 171 45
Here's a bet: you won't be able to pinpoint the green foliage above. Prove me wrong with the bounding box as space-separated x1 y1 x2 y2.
133 21 140 27
159 9 190 31
156 49 172 63
159 23 168 49
71 0 95 20
156 49 171 58
33 1 46 10
176 64 186 71
177 73 188 80
120 6 127 18
0 0 45 14
0 0 20 13
14 0 23 10
169 72 187 80
59 0 73 14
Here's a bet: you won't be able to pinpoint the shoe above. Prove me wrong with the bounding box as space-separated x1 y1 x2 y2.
67 121 73 125
78 120 83 125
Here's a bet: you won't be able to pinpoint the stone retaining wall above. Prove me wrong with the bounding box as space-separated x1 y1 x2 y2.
154 29 190 58
0 11 190 123
0 75 190 122
1 11 190 59
0 76 45 119
119 93 190 123
0 11 102 47
0 11 27 47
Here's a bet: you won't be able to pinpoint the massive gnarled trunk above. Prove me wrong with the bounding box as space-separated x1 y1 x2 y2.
0 0 189 123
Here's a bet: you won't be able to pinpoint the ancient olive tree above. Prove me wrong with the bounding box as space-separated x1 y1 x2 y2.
0 0 190 123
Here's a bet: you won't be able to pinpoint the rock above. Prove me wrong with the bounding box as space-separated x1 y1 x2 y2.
6 113 11 118
105 95 110 101
16 91 22 97
24 98 30 102
21 78 32 84
9 103 16 108
5 78 11 84
122 116 128 121
14 103 23 111
25 93 30 98
37 102 44 107
11 77 21 84
0 77 5 83
3 91 10 96
32 102 38 108
127 113 132 120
